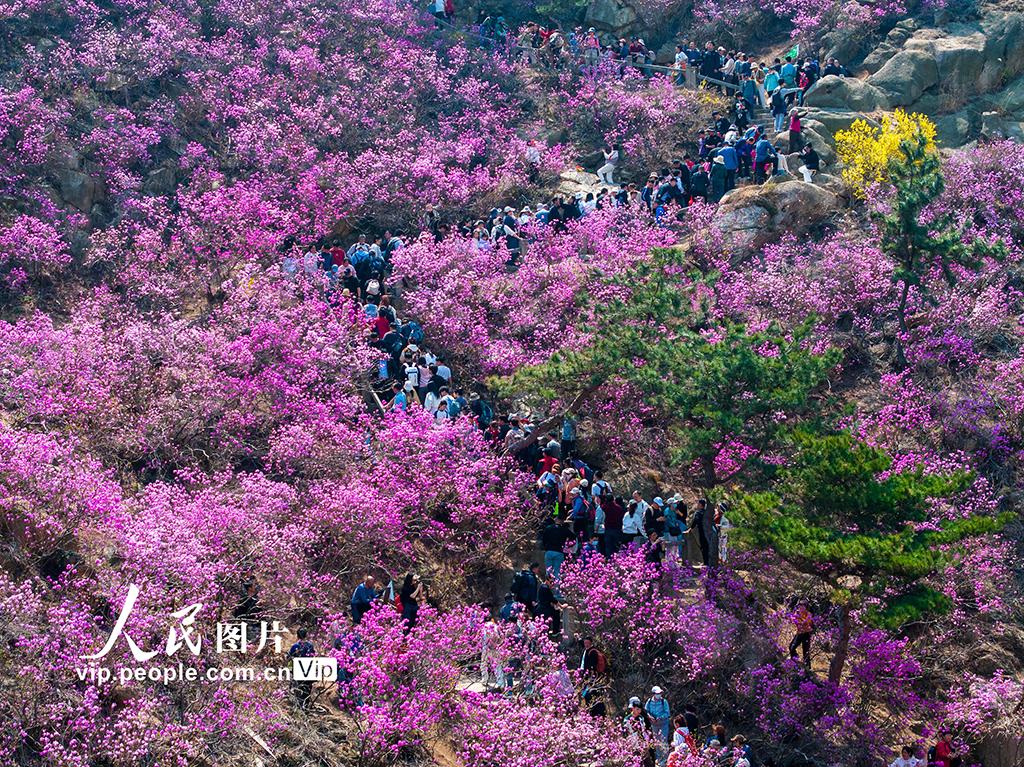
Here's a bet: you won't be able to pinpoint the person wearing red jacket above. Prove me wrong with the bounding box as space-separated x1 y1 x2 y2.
602 496 625 555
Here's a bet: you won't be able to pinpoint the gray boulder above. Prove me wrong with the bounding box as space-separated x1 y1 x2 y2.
584 0 638 33
980 12 1024 89
990 73 1024 114
55 169 104 213
868 49 939 106
713 179 842 251
804 75 890 112
863 20 919 74
803 108 879 134
934 113 973 146
863 44 897 75
905 29 986 95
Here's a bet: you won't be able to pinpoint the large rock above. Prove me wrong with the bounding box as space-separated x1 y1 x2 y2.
863 20 919 74
990 73 1024 114
803 75 890 112
904 28 986 95
803 108 879 134
713 193 772 251
713 180 842 251
867 49 939 106
934 112 972 146
556 168 603 199
584 0 638 33
980 11 1024 89
55 169 104 213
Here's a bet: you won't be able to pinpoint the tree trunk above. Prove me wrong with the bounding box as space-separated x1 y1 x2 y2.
828 606 851 686
699 454 717 489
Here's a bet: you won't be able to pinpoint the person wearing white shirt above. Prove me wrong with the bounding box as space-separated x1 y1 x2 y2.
423 389 440 414
598 145 620 185
622 501 645 541
435 359 452 383
632 490 650 519
890 747 921 767
434 401 451 423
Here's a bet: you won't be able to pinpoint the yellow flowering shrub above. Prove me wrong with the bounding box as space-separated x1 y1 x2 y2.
835 109 937 197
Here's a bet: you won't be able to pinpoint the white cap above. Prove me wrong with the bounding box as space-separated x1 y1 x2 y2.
652 685 663 694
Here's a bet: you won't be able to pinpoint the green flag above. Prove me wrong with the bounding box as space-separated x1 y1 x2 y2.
786 43 800 60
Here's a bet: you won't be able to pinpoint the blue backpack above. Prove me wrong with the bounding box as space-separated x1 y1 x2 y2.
478 400 494 427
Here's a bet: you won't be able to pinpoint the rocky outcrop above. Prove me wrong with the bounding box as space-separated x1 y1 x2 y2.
803 108 880 134
810 10 1024 147
714 180 842 251
867 49 939 107
584 0 638 34
862 19 919 74
804 76 890 113
55 169 105 213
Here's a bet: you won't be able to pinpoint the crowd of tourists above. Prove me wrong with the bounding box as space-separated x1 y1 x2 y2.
277 224 961 766
271 24 899 759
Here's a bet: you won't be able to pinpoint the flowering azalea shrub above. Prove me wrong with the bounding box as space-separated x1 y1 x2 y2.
0 0 558 303
558 549 740 682
392 206 680 377
553 68 721 176
694 0 906 42
0 0 1022 762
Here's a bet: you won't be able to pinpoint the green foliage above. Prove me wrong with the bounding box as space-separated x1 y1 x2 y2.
877 131 1004 362
493 248 839 486
733 430 1005 628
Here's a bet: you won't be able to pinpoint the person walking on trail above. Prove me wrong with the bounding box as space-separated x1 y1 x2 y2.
579 635 606 673
387 381 407 412
788 108 805 154
511 562 540 615
789 601 814 666
624 697 657 767
770 87 787 133
541 516 573 580
480 614 505 688
535 574 564 639
598 145 620 185
603 495 626 555
646 686 672 762
350 575 378 625
583 27 600 68
288 627 316 707
623 500 646 542
710 155 727 203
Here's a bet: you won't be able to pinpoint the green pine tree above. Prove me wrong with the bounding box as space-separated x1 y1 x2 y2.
492 248 839 487
732 430 1008 684
878 131 1002 367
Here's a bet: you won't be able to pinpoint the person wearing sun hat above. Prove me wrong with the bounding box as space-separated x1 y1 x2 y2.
646 685 671 758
